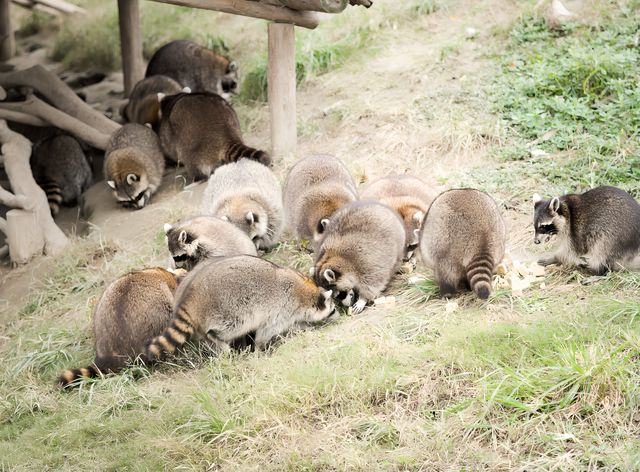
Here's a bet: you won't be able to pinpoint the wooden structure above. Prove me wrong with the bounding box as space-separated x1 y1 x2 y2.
117 0 372 156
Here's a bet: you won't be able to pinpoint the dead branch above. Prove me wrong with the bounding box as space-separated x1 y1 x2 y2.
0 93 110 149
0 109 48 126
349 0 371 6
0 184 32 209
0 65 119 135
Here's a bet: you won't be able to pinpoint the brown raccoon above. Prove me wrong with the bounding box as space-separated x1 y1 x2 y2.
30 133 93 216
164 215 257 270
312 201 406 313
122 75 182 129
533 186 640 274
420 189 506 300
158 92 270 181
283 154 358 250
145 40 238 98
104 123 165 209
360 174 438 260
144 255 335 360
58 267 182 388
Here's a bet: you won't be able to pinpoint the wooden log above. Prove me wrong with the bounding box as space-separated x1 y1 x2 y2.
268 22 296 156
6 209 44 263
149 0 319 29
33 0 86 14
0 109 49 126
349 0 372 6
118 0 144 96
0 184 32 209
0 0 14 61
259 0 347 13
12 0 61 16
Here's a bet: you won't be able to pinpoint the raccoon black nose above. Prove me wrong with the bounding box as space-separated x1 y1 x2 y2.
534 238 541 244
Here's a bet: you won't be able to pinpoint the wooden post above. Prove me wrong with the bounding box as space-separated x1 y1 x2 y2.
268 22 296 157
0 0 14 61
118 0 145 97
6 209 44 264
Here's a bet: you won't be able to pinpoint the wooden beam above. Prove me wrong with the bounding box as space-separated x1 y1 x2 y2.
268 22 296 157
149 0 319 29
118 0 144 96
259 0 347 13
0 0 14 61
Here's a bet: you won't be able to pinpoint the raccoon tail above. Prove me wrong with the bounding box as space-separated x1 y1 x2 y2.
226 142 272 166
466 253 495 300
57 356 124 389
144 306 195 363
38 180 63 216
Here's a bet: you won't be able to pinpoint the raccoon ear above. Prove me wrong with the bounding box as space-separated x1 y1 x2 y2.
182 86 191 94
245 212 257 224
163 223 172 234
220 215 229 222
413 210 425 224
323 269 336 284
106 180 116 189
126 173 139 185
157 92 166 103
318 218 330 233
550 197 560 214
533 193 542 204
228 61 237 73
309 266 316 276
178 230 187 244
413 228 420 240
144 122 153 128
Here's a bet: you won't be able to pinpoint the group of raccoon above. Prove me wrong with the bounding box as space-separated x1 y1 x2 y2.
56 40 640 388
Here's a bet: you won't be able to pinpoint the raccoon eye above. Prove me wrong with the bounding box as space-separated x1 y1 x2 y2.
538 224 556 234
173 254 188 262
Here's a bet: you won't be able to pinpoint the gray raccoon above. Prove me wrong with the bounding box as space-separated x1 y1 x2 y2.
312 201 406 313
144 255 335 360
122 75 182 129
360 174 438 260
30 133 92 216
164 215 257 270
104 123 165 209
420 189 506 300
201 159 283 249
533 186 640 274
145 40 238 98
58 267 182 388
158 92 270 181
282 154 358 250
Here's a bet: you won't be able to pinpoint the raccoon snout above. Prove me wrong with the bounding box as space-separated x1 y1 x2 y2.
534 236 541 244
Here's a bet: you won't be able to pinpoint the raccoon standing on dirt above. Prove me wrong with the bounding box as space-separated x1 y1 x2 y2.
144 255 336 360
312 201 406 313
533 186 640 274
164 215 257 270
157 92 270 181
360 174 439 261
282 154 358 250
121 75 183 129
104 123 165 209
30 133 92 216
58 267 183 388
420 189 506 300
201 159 283 249
146 40 239 98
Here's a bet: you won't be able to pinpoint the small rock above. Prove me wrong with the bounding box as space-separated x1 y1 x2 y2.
464 27 478 39
531 149 550 158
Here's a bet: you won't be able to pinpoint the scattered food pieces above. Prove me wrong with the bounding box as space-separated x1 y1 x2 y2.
464 27 478 39
445 300 459 314
497 254 547 296
530 148 549 158
374 296 396 306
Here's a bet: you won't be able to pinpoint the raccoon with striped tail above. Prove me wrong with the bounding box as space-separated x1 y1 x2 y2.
282 154 358 250
420 189 506 299
158 92 270 181
201 159 283 249
144 255 336 361
533 186 640 274
58 267 184 388
30 133 92 216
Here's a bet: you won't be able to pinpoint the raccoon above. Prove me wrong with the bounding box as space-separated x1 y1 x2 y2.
312 201 406 313
144 255 335 360
533 186 640 274
122 75 183 129
104 123 165 209
164 215 257 270
201 159 283 249
30 133 92 216
282 154 358 250
58 267 182 388
420 189 506 300
157 92 270 181
360 174 438 260
145 40 238 98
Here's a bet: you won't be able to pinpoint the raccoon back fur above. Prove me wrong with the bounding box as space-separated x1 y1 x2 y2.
145 40 238 97
104 123 165 209
164 215 257 270
122 75 182 129
313 201 406 313
158 92 270 181
58 267 181 388
533 186 640 274
144 255 336 360
360 174 438 260
420 189 506 300
201 159 283 249
283 154 358 249
30 133 92 216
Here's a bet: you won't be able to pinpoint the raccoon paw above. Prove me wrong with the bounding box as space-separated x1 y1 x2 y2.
351 298 367 314
537 256 557 267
